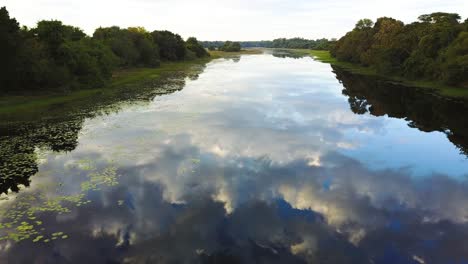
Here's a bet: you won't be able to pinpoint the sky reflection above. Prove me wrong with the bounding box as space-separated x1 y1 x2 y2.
1 54 468 263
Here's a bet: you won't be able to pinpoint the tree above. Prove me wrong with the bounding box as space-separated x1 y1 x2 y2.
186 37 209 57
93 26 159 67
128 27 160 67
152 30 186 61
355 19 374 30
0 7 22 89
418 12 461 24
331 13 467 87
219 41 241 52
0 6 210 94
440 32 468 84
35 20 86 55
365 17 406 73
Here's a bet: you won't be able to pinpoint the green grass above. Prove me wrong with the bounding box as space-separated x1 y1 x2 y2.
306 49 468 98
0 89 102 115
109 58 211 87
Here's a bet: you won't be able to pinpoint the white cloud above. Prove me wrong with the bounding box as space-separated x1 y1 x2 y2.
3 0 467 40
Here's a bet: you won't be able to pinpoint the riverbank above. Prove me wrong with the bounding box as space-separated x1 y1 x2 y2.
0 49 265 117
0 59 204 116
209 49 263 58
303 50 468 99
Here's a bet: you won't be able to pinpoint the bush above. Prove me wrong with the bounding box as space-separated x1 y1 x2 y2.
219 41 241 52
186 37 209 58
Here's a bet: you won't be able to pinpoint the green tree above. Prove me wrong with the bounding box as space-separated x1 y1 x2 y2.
0 7 22 90
364 17 406 73
355 19 374 30
440 32 468 84
418 12 461 24
93 26 159 67
219 41 242 52
151 30 186 61
35 20 85 55
186 37 209 58
331 13 467 86
93 27 139 66
128 27 160 67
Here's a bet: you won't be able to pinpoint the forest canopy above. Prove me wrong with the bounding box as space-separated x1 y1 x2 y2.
331 13 468 87
0 7 208 94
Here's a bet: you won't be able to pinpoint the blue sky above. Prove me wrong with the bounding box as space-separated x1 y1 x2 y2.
3 0 467 40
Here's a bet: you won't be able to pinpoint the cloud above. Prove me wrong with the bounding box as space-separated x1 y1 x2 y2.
3 0 467 40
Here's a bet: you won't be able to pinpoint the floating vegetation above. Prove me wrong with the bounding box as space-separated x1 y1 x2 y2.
0 59 207 197
0 59 209 246
81 165 119 192
0 165 120 243
0 118 84 195
68 158 97 171
32 235 44 243
0 137 37 194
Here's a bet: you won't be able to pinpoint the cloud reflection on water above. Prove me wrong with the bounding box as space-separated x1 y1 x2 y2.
1 54 468 263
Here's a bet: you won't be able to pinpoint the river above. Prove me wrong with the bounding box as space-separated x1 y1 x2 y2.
1 51 467 263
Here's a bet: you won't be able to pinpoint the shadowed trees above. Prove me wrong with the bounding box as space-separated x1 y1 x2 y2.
219 41 242 52
186 37 209 57
0 7 24 90
151 30 186 61
334 66 468 156
0 9 118 93
93 26 160 67
332 12 468 87
0 6 209 94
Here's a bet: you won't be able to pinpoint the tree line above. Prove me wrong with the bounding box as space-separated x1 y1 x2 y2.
217 41 242 52
331 12 468 87
201 38 335 50
0 7 208 94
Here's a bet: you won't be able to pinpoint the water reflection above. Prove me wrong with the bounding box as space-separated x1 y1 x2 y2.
334 66 468 156
1 54 468 263
0 64 206 195
269 49 308 59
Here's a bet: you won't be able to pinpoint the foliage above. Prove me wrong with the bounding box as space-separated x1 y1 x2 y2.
331 12 468 87
151 30 186 61
440 32 468 85
93 26 160 67
219 41 242 52
0 6 207 94
0 7 22 89
201 38 336 50
185 37 209 57
271 38 334 50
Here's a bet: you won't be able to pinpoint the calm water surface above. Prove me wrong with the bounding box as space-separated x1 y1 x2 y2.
1 52 468 263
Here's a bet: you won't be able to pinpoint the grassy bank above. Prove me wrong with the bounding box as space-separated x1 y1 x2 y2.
209 49 263 58
0 50 265 116
0 58 212 116
305 50 468 98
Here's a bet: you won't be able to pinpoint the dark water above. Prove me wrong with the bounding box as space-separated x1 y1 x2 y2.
1 52 468 263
